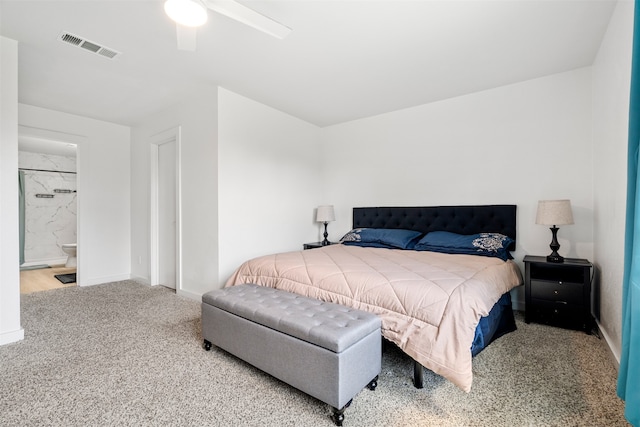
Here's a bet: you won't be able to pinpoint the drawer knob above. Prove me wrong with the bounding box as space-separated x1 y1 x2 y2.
558 281 563 285
554 290 559 295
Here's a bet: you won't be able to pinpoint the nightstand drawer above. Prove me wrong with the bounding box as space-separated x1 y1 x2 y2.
529 299 584 328
530 279 583 304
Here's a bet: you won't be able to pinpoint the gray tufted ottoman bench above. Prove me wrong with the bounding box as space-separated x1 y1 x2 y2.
201 283 381 426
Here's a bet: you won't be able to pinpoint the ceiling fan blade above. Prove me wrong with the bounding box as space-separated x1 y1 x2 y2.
176 24 197 51
203 0 291 39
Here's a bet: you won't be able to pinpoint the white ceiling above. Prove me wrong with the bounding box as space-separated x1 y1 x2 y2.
0 0 617 128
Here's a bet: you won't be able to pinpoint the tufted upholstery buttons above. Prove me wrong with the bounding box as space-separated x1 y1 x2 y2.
352 205 516 250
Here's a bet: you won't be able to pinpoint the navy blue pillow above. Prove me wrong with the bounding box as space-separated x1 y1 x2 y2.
414 231 514 261
340 228 423 250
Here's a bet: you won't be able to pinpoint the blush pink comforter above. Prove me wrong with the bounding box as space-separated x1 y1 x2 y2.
226 244 523 391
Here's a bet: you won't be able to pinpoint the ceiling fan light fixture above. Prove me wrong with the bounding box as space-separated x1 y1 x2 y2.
164 0 208 27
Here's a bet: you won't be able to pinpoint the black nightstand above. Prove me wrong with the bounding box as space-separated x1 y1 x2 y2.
303 242 333 250
524 255 593 333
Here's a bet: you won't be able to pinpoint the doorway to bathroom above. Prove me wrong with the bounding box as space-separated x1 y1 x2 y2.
18 132 78 294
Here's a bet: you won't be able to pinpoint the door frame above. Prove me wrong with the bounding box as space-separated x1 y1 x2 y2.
150 126 182 291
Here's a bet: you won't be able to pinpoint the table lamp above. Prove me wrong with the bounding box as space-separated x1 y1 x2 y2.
316 205 335 246
535 199 574 263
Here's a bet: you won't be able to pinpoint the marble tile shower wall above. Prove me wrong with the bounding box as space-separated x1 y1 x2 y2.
19 151 77 266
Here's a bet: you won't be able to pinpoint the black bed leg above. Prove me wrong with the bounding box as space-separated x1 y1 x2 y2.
413 361 424 389
203 340 212 351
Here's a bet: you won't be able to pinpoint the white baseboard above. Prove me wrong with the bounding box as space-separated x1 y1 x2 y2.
596 319 621 367
127 278 202 301
512 298 525 312
79 273 131 287
177 288 202 302
21 258 67 268
77 274 202 302
130 275 150 285
0 327 24 346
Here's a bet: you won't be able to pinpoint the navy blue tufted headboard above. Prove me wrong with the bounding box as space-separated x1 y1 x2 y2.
352 205 517 250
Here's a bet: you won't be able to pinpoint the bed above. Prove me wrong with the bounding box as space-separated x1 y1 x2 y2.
226 205 523 392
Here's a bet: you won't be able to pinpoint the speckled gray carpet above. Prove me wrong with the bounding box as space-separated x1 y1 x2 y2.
0 281 628 426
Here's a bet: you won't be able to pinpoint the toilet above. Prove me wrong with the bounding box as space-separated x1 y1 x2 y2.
61 243 77 268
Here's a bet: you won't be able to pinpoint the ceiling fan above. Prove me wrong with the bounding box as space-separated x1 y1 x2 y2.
164 0 292 51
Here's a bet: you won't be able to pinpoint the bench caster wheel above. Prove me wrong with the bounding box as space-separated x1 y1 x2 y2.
331 400 351 426
331 411 344 427
367 375 378 391
203 340 212 351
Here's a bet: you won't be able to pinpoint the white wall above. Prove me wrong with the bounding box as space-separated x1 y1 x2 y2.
592 0 634 362
18 104 131 286
0 36 23 345
130 88 219 299
217 88 322 285
321 68 595 306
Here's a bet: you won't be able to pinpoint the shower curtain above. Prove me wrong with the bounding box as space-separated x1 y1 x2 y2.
18 170 25 265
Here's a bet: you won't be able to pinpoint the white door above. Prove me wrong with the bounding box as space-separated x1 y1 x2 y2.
158 140 176 289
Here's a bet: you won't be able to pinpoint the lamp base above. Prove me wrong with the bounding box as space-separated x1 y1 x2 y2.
546 254 565 263
547 226 564 263
322 222 330 246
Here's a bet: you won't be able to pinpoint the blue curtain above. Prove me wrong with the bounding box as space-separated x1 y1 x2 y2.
618 1 640 425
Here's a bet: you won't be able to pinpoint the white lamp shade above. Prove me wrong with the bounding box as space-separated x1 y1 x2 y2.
536 200 574 226
164 0 208 27
316 205 335 223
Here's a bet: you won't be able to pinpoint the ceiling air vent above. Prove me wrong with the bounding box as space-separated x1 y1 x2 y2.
58 32 121 60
